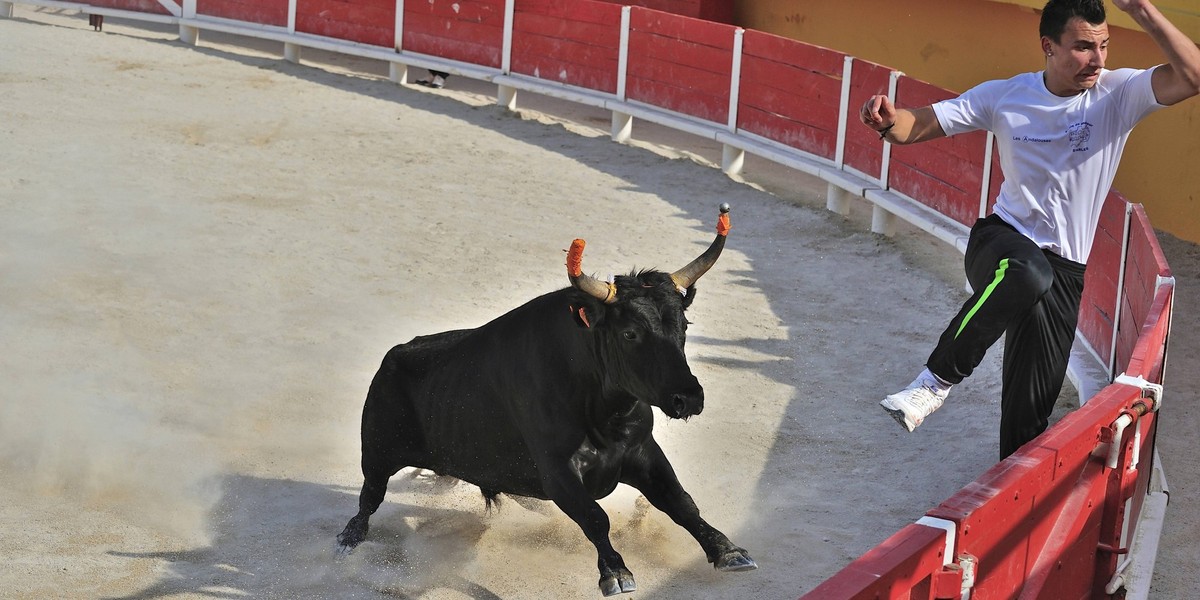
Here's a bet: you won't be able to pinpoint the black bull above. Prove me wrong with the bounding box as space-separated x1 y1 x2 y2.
336 205 755 595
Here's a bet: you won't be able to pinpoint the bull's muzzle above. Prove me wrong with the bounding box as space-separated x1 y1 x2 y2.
667 388 704 419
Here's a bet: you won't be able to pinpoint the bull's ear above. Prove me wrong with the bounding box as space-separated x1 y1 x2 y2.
681 284 697 309
569 304 597 329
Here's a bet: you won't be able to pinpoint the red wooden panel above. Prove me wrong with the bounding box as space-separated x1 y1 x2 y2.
628 32 734 74
402 11 504 67
1124 289 1172 379
737 105 837 158
627 53 730 97
738 59 843 109
296 0 394 47
513 13 619 41
740 29 845 76
842 58 891 179
197 0 288 26
510 1 621 92
887 162 977 226
87 0 171 13
629 7 734 49
626 78 727 123
1077 193 1127 363
799 524 948 599
517 0 623 25
512 35 619 73
928 385 1139 599
405 0 503 22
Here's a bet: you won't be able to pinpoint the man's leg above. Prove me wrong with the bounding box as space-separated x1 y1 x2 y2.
997 252 1085 458
884 215 1055 433
927 215 1055 384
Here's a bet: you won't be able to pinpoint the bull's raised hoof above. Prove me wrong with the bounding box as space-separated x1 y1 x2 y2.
714 548 757 572
598 568 636 596
335 515 369 555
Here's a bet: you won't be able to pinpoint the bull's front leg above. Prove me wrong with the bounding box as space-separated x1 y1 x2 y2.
541 467 635 596
622 439 757 572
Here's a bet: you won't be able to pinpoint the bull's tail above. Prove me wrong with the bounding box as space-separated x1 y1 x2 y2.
481 488 502 513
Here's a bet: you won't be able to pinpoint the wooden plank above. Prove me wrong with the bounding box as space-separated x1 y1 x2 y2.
197 0 288 25
512 13 620 43
741 29 845 75
88 0 172 13
887 163 976 226
627 54 731 99
628 32 733 75
511 34 619 73
737 79 840 131
737 105 837 159
626 78 727 123
402 30 503 67
629 7 734 49
404 0 505 22
738 57 843 107
516 0 622 26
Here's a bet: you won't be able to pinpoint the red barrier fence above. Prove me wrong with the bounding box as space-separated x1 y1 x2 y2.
13 1 1173 597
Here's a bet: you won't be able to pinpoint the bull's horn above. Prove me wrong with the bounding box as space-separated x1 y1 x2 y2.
670 203 731 292
566 239 616 304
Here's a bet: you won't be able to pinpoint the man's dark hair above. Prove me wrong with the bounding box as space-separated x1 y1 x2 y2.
1040 0 1106 42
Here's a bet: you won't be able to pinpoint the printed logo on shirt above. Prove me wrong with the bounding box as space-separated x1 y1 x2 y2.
1067 122 1092 152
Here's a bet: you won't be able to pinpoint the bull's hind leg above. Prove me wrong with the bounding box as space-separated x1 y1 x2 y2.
622 439 756 572
336 461 402 554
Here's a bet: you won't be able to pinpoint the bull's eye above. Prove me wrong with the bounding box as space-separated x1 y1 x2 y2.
622 330 637 341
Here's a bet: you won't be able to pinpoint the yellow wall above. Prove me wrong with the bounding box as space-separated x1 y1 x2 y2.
735 0 1200 245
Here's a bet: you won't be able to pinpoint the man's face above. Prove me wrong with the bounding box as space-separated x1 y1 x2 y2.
1043 16 1109 95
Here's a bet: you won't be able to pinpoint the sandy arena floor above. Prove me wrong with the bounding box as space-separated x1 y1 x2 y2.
2 7 1198 599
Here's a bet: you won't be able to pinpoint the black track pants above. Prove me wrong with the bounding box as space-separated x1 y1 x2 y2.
926 214 1086 459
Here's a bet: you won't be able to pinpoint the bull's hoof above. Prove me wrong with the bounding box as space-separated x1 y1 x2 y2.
598 568 636 596
715 548 758 572
335 516 368 555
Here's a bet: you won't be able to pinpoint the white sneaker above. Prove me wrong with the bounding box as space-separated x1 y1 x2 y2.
880 375 949 432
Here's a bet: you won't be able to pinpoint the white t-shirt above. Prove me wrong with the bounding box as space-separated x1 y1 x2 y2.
932 68 1163 263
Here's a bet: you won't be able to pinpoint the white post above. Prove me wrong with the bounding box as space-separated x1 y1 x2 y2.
501 0 514 74
180 23 199 45
979 131 995 217
179 0 198 44
612 111 633 143
826 183 851 216
872 205 896 236
389 62 408 84
722 144 744 176
498 85 518 111
723 29 745 175
879 69 902 187
285 0 300 63
834 56 853 168
1108 202 1134 378
617 7 630 100
727 29 744 132
612 7 632 143
394 0 404 52
0 2 12 18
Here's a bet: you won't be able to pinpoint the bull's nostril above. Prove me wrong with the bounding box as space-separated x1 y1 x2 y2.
672 395 689 417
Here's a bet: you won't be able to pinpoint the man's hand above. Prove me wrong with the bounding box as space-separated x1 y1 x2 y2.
860 94 896 131
1110 0 1148 13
